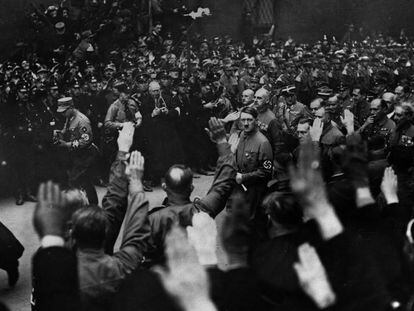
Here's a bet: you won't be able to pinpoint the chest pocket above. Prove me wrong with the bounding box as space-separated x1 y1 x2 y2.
244 151 259 171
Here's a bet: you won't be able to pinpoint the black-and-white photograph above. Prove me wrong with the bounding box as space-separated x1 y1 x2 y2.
0 0 414 310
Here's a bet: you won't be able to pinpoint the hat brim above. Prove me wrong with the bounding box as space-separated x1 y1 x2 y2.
57 106 70 113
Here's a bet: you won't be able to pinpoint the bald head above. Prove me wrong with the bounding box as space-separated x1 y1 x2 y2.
164 164 194 196
242 89 254 106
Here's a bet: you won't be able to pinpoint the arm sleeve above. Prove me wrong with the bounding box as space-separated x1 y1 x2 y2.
267 119 290 162
241 140 273 185
102 151 129 254
113 190 150 275
104 104 122 130
76 121 93 149
196 143 237 218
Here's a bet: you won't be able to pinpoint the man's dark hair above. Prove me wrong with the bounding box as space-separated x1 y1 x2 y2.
262 192 303 226
298 117 312 126
165 164 193 194
240 106 258 119
71 206 108 249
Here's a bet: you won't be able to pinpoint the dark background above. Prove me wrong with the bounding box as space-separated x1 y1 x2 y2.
1 0 414 54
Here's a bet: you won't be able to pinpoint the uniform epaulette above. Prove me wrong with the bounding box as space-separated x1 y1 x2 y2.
148 205 167 215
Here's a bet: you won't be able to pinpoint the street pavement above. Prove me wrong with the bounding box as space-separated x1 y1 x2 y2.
0 174 227 311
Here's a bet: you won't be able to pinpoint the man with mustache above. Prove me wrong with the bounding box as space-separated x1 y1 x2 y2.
234 106 273 221
359 98 396 144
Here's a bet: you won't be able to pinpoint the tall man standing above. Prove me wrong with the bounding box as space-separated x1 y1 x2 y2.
140 81 184 186
55 97 98 204
103 83 141 185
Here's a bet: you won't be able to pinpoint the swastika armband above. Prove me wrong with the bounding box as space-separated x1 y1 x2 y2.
263 160 272 170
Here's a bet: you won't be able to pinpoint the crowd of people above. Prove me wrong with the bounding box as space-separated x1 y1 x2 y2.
2 0 414 310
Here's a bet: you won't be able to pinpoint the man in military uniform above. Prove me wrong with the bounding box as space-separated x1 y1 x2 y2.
252 87 276 133
279 85 309 129
103 83 142 185
359 98 396 144
390 104 414 147
234 106 273 221
55 97 98 204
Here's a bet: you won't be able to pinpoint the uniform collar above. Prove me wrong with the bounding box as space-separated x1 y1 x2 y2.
164 193 192 207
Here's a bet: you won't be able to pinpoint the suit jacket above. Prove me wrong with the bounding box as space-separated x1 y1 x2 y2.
32 247 80 311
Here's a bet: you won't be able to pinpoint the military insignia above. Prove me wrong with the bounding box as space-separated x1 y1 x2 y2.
258 121 268 131
401 135 414 147
263 160 272 170
72 140 80 148
81 127 88 133
81 133 90 141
